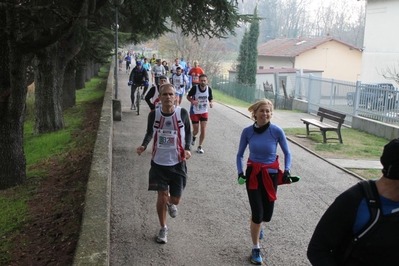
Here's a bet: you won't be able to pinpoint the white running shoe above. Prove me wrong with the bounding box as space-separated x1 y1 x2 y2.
156 227 168 244
167 203 178 218
197 147 204 154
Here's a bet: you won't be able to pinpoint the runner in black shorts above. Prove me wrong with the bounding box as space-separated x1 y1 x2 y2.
137 84 191 244
148 160 187 198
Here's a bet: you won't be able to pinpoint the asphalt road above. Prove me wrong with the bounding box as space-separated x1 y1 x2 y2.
110 69 360 266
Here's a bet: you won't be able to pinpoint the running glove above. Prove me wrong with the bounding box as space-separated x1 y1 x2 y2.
282 170 301 183
238 173 246 185
128 81 133 86
145 80 149 87
282 170 291 183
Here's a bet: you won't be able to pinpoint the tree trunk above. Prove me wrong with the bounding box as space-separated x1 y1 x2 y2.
0 32 10 90
75 61 86 90
91 61 96 77
63 59 76 108
95 63 101 75
0 44 31 189
33 43 65 134
33 18 86 133
86 60 92 81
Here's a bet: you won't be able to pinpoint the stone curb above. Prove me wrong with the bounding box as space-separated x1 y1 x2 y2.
72 62 114 265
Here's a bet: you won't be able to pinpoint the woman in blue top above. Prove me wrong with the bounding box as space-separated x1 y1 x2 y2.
236 98 292 265
142 58 151 72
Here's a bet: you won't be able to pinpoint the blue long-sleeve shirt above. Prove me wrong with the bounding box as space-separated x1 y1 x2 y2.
236 123 291 174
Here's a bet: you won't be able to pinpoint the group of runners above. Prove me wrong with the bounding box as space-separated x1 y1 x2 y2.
126 52 399 266
133 54 213 247
119 50 147 73
127 54 212 154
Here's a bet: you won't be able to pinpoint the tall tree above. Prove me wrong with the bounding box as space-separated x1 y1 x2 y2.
120 0 251 42
157 27 226 79
236 28 250 84
0 0 251 189
246 7 259 85
0 0 105 189
258 0 279 43
237 7 260 85
255 0 365 48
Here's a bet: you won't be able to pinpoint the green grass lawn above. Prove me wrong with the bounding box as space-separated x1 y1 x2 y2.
212 88 250 108
0 65 108 263
283 127 386 159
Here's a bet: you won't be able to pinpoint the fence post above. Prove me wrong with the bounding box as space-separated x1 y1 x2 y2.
307 74 313 113
353 80 361 116
294 71 300 99
274 72 280 107
330 78 335 107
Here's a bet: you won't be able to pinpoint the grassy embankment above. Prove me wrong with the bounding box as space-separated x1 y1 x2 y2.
0 66 108 263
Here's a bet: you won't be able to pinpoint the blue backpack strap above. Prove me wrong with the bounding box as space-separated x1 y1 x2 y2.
342 180 381 262
356 180 380 239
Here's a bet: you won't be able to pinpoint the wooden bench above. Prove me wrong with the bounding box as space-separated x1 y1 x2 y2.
300 107 346 144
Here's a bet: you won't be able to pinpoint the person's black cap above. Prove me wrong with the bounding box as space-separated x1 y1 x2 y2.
159 75 167 80
381 138 399 179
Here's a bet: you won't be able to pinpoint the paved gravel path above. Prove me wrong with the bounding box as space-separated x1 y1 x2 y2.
110 70 361 266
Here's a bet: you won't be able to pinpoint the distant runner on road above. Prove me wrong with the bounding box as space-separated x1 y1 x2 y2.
186 74 213 154
169 67 188 106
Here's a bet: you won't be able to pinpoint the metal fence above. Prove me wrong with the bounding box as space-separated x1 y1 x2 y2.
294 74 399 125
294 74 357 125
212 74 399 126
211 76 264 103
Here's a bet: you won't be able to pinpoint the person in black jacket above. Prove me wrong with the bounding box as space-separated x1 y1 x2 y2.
145 75 168 111
307 138 399 266
128 61 149 110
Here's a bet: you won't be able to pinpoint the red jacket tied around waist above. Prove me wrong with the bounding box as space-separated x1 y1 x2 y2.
247 156 283 202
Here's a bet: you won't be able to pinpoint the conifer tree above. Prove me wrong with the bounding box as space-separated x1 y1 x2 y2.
247 7 260 85
236 7 260 85
236 28 249 84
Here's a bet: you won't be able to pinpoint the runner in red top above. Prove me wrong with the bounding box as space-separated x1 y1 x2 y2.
188 60 205 86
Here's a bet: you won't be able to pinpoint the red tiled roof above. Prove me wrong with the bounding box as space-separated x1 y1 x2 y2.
257 37 361 57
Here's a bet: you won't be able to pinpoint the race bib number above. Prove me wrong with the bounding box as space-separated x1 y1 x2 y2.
195 99 208 111
174 79 181 87
192 75 199 82
157 129 177 149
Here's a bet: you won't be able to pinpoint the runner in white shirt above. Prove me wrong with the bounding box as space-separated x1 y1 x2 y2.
169 67 188 106
137 84 192 244
152 59 166 87
170 57 182 74
186 74 214 154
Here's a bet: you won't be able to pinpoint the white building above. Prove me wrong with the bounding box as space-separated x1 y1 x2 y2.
361 0 399 84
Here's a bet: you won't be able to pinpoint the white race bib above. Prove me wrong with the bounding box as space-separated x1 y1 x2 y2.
156 129 178 149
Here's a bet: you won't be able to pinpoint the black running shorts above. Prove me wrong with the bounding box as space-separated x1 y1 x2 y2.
148 160 187 198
